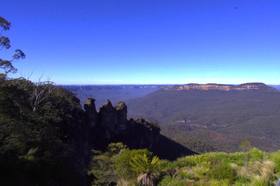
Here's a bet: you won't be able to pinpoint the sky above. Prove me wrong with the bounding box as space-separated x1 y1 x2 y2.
1 0 280 84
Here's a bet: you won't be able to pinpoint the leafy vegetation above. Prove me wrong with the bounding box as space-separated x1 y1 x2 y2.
0 78 87 186
90 144 280 186
89 143 161 186
130 153 160 184
0 16 25 75
88 143 126 186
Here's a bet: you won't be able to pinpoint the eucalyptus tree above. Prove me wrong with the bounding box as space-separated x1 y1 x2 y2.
0 16 25 75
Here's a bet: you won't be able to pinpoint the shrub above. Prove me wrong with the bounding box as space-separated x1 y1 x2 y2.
114 149 150 180
269 151 280 174
207 179 230 186
158 175 193 186
88 143 127 186
208 161 236 183
248 148 264 161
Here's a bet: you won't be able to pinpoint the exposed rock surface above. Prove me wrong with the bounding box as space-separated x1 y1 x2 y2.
84 98 195 160
168 83 276 92
84 98 97 127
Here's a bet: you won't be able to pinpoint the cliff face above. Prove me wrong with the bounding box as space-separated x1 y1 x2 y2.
84 98 194 160
169 83 276 92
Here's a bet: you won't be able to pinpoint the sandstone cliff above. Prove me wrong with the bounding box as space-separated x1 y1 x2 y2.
84 98 195 160
168 83 276 92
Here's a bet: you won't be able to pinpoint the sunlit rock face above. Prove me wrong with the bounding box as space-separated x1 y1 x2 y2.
169 83 276 92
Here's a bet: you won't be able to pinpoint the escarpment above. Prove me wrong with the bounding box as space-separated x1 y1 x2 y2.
84 98 195 160
168 83 277 92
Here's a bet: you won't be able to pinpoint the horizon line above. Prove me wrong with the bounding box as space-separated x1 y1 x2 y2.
57 82 280 86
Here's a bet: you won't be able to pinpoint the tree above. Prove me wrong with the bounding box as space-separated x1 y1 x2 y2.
0 77 87 186
31 81 55 112
0 16 25 75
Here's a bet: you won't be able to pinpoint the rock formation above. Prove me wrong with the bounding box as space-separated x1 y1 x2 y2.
84 98 97 127
168 83 277 92
84 98 195 160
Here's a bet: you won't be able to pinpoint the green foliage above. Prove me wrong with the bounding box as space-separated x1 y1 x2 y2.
86 142 278 186
108 142 127 154
0 78 86 186
158 176 190 186
0 16 10 30
114 149 150 180
270 150 280 173
157 150 279 186
112 148 163 186
248 148 264 161
130 153 160 175
0 16 25 75
88 151 117 186
88 144 161 186
88 143 127 186
208 161 236 182
20 147 38 161
130 154 160 186
207 179 230 186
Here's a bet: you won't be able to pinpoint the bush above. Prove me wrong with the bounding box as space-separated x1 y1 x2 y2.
158 175 193 186
208 161 236 183
269 151 280 174
88 143 127 186
248 148 264 161
114 149 150 180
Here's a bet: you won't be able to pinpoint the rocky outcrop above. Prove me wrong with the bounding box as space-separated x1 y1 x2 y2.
99 100 118 133
84 98 97 127
84 98 195 160
84 98 160 149
115 101 128 132
237 83 275 91
169 83 276 92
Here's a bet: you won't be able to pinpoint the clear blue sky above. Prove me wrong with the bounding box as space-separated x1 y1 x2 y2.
2 0 280 84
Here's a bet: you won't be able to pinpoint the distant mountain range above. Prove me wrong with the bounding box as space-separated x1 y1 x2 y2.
65 83 280 152
168 83 277 92
62 85 162 107
271 85 280 91
127 83 280 152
